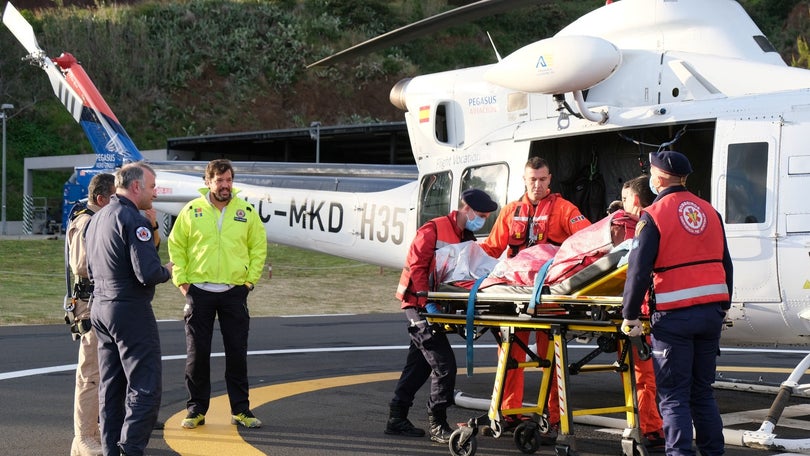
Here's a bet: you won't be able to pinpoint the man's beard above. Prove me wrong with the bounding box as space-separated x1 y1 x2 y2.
212 190 231 203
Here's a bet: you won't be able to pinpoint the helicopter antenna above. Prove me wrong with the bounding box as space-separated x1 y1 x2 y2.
486 31 502 62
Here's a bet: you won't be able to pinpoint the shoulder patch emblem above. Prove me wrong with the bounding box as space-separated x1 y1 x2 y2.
677 200 707 235
136 226 153 242
570 215 586 224
635 220 647 237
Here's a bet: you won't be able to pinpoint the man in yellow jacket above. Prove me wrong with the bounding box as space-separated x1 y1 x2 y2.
168 159 268 430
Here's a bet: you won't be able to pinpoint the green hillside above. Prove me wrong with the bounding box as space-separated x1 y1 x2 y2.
0 0 806 220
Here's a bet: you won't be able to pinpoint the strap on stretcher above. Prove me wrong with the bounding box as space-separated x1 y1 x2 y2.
466 275 487 377
531 259 554 312
463 259 553 377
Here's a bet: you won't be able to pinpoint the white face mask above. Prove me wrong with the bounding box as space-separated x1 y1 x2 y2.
465 211 486 231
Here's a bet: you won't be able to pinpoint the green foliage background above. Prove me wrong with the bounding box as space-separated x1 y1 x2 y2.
0 0 808 220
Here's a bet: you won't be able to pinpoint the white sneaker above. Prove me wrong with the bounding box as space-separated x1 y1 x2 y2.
70 436 103 456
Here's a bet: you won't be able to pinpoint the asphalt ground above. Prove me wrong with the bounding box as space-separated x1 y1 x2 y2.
1 313 809 456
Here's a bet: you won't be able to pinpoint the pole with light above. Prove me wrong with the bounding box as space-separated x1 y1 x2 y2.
309 121 321 163
1 103 13 235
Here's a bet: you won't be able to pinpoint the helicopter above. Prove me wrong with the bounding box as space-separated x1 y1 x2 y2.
5 0 809 346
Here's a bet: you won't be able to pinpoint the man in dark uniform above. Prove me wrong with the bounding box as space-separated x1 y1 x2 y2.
386 188 498 444
86 162 173 456
622 151 733 456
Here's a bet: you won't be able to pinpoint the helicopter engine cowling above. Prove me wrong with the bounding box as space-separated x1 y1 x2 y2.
485 35 621 94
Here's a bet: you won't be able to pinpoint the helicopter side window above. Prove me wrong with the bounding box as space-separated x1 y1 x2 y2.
435 104 448 143
725 142 767 224
460 163 509 234
418 171 453 227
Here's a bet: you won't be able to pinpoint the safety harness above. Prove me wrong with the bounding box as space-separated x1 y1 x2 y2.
507 194 557 258
63 202 94 340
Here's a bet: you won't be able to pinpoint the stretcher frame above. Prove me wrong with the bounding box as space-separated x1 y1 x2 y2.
425 264 651 456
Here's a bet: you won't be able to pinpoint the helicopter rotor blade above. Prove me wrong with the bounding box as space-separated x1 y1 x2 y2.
307 0 542 68
3 2 43 56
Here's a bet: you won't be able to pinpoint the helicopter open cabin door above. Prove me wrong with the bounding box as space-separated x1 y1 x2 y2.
713 117 781 304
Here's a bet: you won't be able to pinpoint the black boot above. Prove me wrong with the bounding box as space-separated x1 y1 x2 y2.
385 404 425 437
428 408 454 444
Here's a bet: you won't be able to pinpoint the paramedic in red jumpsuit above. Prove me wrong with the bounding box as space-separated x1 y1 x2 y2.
622 151 732 456
480 156 590 437
386 188 498 444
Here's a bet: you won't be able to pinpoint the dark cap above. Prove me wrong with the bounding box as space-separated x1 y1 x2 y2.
461 188 498 213
650 151 692 176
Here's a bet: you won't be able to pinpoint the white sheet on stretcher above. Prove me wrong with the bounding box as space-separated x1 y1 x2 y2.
434 241 499 284
433 210 636 290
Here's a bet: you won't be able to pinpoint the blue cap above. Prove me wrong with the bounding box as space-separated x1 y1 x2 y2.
461 188 498 212
650 151 692 176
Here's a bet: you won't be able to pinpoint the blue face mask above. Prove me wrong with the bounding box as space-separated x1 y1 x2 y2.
649 177 659 196
465 213 486 232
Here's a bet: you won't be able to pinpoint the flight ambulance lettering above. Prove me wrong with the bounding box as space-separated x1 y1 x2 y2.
436 157 452 169
289 198 343 233
453 153 480 165
359 203 406 245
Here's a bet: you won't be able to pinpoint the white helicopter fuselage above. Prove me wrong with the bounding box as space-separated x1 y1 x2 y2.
6 0 809 348
161 0 810 347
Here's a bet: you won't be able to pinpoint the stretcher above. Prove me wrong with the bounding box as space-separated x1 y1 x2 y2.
424 255 653 456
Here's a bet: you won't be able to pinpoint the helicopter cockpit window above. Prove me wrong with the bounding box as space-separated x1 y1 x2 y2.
725 142 767 224
460 163 509 234
418 171 453 227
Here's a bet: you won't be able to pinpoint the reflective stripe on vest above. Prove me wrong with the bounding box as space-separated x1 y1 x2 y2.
508 194 557 257
645 191 729 311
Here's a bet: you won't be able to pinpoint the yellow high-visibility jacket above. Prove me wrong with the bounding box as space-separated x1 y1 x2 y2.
168 188 267 287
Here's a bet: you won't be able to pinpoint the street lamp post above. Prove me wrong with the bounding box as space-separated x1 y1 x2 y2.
1 103 13 236
309 121 321 163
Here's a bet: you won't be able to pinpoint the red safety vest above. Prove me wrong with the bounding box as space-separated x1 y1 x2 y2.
507 194 558 257
396 214 462 306
645 191 729 311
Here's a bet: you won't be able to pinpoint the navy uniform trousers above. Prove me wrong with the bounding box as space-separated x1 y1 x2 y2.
651 302 726 456
92 299 162 456
390 307 456 412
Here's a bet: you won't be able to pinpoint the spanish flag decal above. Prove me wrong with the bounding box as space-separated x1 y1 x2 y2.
419 105 430 123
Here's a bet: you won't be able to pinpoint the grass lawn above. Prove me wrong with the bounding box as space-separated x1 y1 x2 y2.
0 238 401 326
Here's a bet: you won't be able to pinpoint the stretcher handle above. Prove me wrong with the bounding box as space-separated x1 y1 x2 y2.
628 335 651 361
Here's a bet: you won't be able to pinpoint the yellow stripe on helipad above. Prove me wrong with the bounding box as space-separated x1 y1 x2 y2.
164 371 402 455
163 362 795 455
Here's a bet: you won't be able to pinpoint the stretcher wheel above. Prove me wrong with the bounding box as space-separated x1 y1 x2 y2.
536 414 550 433
448 427 477 456
513 421 541 454
620 437 649 456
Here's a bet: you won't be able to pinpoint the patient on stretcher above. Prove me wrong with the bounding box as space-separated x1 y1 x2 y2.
434 209 637 293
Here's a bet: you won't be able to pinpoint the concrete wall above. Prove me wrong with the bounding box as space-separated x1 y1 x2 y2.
0 150 169 235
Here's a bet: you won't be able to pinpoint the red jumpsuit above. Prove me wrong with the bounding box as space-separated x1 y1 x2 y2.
480 193 590 424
